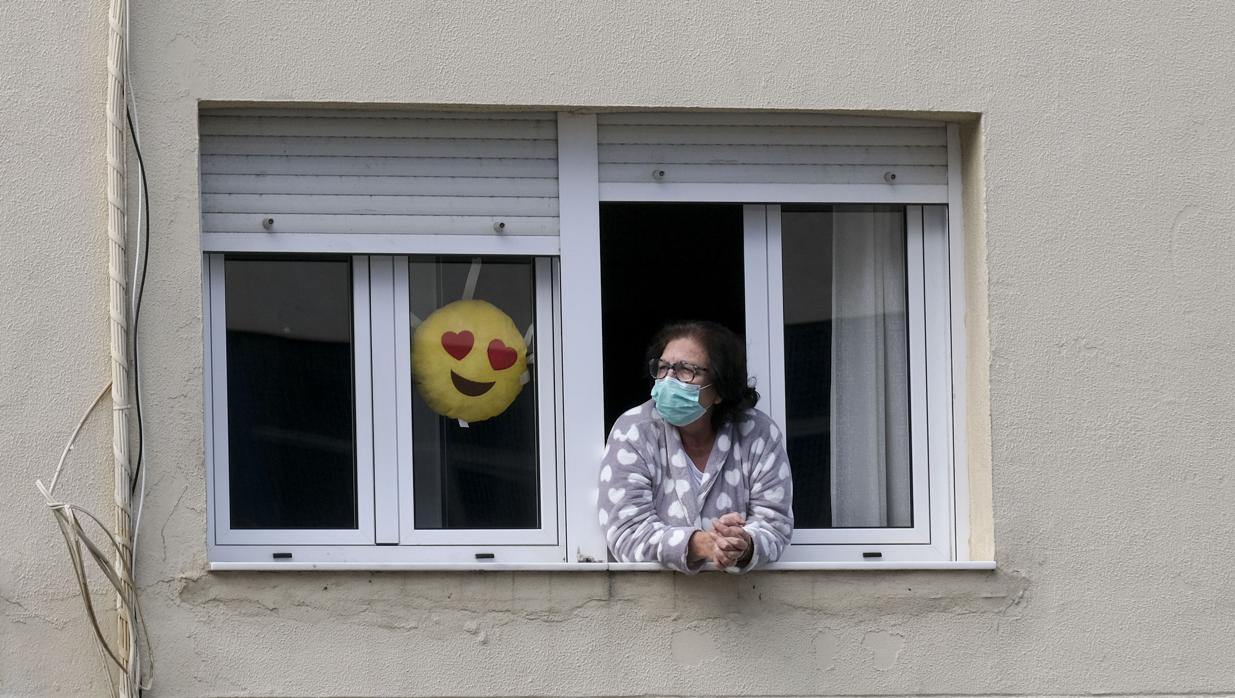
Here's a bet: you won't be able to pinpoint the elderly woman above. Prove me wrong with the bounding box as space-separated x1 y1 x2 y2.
599 321 793 572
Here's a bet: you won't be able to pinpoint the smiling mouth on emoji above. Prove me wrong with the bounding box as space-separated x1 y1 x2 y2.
450 371 495 397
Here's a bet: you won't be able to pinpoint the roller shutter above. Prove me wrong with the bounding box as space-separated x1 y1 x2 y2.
199 109 559 238
596 112 948 201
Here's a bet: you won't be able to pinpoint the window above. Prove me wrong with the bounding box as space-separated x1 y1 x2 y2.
203 109 969 568
394 255 560 552
745 205 955 561
404 257 545 534
207 253 561 562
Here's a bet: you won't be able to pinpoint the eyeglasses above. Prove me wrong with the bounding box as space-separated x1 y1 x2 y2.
649 359 710 383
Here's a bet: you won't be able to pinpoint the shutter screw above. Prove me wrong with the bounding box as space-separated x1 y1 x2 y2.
261 217 275 230
493 221 506 233
651 168 666 181
883 172 897 184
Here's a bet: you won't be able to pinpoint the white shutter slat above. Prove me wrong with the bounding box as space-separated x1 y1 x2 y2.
202 174 559 197
204 194 558 217
202 109 553 120
596 112 949 196
201 135 557 159
596 112 945 128
204 213 559 236
599 164 946 185
598 144 948 166
200 155 558 178
200 116 556 139
200 110 559 239
598 125 947 147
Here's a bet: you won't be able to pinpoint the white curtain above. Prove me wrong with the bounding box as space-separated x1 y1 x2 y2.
829 209 912 527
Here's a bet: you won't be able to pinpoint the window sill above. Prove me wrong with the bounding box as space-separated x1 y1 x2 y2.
209 560 996 572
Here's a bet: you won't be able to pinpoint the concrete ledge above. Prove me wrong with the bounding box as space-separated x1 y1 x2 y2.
210 560 997 572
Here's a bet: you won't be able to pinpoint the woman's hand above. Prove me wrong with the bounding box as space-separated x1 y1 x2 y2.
686 529 718 564
711 512 753 568
688 513 754 568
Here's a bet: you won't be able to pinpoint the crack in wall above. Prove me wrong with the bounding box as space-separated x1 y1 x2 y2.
1 592 71 629
157 485 189 564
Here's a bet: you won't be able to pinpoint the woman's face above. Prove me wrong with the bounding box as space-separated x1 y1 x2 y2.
660 337 719 409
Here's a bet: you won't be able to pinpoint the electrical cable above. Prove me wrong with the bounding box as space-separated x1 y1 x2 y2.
125 102 153 698
126 105 149 498
122 4 152 691
33 1 154 694
123 0 148 501
35 387 154 697
103 0 139 686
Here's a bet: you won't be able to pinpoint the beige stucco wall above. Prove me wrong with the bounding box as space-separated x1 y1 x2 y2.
4 1 1234 695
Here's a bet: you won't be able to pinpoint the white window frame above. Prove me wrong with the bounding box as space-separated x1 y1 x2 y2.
205 254 377 547
743 204 954 562
389 255 562 549
204 111 976 569
205 242 567 565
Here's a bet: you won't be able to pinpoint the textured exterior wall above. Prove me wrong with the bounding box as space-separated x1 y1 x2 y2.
3 1 1234 696
0 2 117 696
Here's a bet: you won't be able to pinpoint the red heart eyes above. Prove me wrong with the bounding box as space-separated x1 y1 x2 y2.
441 330 474 360
442 331 518 371
487 339 517 370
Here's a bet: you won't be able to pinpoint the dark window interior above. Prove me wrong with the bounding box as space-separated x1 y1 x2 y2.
600 203 746 433
225 257 358 530
780 213 835 529
411 388 539 529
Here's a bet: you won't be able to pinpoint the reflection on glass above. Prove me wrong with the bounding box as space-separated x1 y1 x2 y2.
225 257 357 529
782 207 912 528
409 257 540 530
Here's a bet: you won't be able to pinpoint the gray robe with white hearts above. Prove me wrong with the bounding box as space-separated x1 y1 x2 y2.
598 400 794 573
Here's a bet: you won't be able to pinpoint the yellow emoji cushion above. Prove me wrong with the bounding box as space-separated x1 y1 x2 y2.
411 299 528 423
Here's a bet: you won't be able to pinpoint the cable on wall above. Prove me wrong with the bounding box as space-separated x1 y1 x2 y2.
33 0 153 694
103 0 138 690
123 0 153 687
36 386 153 697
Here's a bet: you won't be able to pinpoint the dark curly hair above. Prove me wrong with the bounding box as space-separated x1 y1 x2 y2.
645 320 760 429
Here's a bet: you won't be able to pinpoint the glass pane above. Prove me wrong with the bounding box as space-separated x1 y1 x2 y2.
408 257 539 529
781 206 912 528
224 257 357 529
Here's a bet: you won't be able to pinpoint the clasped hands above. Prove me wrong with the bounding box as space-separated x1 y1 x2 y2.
687 512 753 568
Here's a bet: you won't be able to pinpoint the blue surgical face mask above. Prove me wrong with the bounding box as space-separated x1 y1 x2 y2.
651 377 712 427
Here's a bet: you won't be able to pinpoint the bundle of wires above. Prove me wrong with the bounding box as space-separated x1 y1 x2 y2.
34 0 154 694
36 385 152 697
